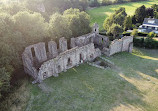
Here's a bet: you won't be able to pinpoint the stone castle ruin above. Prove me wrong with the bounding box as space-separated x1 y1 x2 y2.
22 23 133 83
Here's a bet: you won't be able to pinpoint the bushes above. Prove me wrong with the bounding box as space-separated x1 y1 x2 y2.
100 0 147 6
134 37 158 49
131 29 138 37
138 32 148 36
122 31 131 36
147 32 156 38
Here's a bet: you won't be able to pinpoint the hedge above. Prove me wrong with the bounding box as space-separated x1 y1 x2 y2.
133 37 158 49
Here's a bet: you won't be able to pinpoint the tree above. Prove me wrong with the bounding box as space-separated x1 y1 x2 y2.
151 4 158 19
151 4 158 12
131 15 137 24
131 29 138 37
147 32 156 39
134 5 146 23
0 42 15 98
89 0 99 7
63 8 91 37
13 11 48 44
49 13 72 40
1 3 27 15
49 8 91 39
123 16 132 30
103 7 127 31
146 8 154 17
79 0 89 11
107 24 123 39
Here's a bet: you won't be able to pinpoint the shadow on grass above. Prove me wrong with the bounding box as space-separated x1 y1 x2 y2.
109 48 158 79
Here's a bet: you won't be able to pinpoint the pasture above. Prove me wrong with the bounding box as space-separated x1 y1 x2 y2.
23 47 158 111
87 0 158 30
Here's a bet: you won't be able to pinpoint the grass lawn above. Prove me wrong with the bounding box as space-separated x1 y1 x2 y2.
87 0 158 30
23 47 158 111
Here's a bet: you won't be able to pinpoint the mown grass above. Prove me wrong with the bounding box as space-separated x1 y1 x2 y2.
87 0 158 30
24 47 158 111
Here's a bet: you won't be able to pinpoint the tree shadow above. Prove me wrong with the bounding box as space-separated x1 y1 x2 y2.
109 48 158 79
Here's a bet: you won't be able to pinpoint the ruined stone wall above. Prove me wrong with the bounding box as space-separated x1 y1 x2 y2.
70 33 95 48
22 37 101 81
109 39 123 56
22 23 133 82
22 42 47 79
37 43 101 81
22 37 69 80
109 36 133 56
93 34 109 49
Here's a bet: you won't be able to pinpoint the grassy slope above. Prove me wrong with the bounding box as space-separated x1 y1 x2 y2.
24 48 158 111
87 0 158 30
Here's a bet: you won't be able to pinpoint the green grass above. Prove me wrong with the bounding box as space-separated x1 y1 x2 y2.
24 47 158 111
87 0 158 30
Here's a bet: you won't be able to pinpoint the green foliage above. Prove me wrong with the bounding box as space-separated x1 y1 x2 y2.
151 4 158 12
49 8 91 39
107 24 123 39
134 37 158 49
134 5 146 23
131 29 138 37
147 32 156 39
49 13 72 39
0 68 12 97
0 3 27 15
89 0 100 7
13 11 48 44
151 4 158 19
64 8 91 37
0 42 15 98
103 7 127 31
123 16 132 30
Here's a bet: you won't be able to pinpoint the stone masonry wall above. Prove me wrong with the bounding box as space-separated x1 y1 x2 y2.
37 43 101 81
103 36 133 56
22 23 133 82
22 36 101 81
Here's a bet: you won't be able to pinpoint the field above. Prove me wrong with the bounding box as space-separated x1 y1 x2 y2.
87 0 158 30
20 47 158 111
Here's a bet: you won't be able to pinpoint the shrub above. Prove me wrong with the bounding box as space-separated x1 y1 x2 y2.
131 29 138 37
147 32 156 39
133 37 158 48
133 37 145 47
138 32 148 36
144 38 158 48
106 24 123 39
122 31 131 36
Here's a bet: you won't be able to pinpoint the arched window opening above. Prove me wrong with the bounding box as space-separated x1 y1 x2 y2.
79 54 84 63
43 72 47 79
45 42 49 53
67 57 72 67
90 54 93 59
102 38 104 43
58 65 61 72
31 47 35 57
